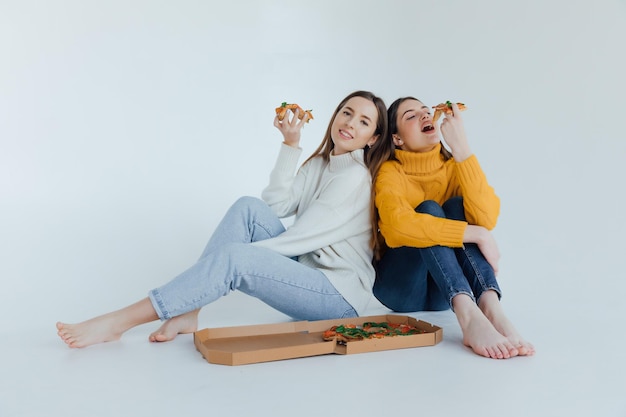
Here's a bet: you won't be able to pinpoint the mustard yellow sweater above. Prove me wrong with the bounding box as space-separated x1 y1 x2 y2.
375 143 500 249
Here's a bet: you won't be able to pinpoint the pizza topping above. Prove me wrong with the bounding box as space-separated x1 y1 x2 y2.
322 321 425 344
275 102 314 123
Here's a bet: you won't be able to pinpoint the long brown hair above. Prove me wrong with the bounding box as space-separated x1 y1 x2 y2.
302 91 391 252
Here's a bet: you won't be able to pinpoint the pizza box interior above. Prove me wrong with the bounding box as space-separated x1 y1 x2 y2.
194 314 443 366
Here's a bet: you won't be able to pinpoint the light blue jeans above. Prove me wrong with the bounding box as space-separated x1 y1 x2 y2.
148 196 357 321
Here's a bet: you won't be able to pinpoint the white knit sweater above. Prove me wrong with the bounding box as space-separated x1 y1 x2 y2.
252 143 375 315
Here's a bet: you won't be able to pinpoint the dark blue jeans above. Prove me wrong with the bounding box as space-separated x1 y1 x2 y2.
373 197 501 312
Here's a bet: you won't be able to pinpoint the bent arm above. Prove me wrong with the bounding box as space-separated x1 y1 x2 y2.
260 143 305 218
255 166 372 257
453 155 500 229
375 165 467 249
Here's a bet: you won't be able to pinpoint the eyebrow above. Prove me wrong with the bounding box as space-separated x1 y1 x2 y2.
345 106 373 122
401 105 429 119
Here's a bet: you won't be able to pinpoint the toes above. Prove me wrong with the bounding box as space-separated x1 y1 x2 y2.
154 333 172 342
492 346 505 359
516 342 535 356
504 342 519 358
481 342 521 359
494 343 509 359
149 330 172 343
57 331 70 342
466 340 490 358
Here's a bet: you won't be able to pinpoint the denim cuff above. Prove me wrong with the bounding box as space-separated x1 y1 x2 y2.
148 289 169 320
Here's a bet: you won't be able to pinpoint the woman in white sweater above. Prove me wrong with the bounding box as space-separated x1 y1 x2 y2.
56 90 390 348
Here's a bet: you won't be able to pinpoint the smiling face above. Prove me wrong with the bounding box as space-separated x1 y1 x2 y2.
330 96 379 155
393 99 440 153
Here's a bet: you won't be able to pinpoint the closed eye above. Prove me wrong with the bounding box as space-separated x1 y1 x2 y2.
404 110 417 120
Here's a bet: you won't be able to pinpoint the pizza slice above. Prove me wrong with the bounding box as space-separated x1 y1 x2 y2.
275 102 314 122
432 100 467 122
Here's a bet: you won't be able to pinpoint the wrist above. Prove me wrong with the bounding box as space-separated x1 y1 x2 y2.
282 140 300 148
463 224 485 244
452 146 472 162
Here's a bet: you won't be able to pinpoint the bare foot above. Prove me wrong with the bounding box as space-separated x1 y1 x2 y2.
56 313 125 348
491 316 535 356
57 298 159 348
149 310 199 343
479 293 535 356
453 295 519 359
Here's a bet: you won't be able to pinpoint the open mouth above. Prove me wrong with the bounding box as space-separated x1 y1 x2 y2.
421 124 435 133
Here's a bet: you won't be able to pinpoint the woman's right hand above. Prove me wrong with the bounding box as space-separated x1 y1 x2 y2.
440 102 471 162
463 225 500 275
274 108 310 148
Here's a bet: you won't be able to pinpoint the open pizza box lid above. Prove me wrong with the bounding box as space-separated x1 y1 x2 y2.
194 314 443 366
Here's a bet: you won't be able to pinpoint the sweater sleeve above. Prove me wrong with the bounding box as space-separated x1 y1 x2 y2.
260 143 305 218
375 163 467 248
453 155 500 230
254 163 372 257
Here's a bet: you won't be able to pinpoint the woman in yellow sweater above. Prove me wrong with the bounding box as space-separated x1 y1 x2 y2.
373 97 534 359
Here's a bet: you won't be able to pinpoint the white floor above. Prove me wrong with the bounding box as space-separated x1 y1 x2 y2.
3 284 625 417
2 1 626 416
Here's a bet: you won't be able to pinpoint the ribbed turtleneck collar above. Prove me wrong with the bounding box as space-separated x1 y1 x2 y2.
395 143 445 175
329 148 365 171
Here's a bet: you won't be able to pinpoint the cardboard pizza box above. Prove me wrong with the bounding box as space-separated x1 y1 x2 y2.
194 314 442 366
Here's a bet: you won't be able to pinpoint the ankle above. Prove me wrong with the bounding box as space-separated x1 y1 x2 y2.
478 291 501 315
452 294 481 326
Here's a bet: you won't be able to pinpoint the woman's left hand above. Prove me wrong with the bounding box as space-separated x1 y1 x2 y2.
274 108 310 148
464 225 500 275
440 102 471 162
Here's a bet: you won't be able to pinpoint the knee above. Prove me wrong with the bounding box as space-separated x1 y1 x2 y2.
442 197 465 221
231 196 265 213
416 200 445 217
234 196 262 207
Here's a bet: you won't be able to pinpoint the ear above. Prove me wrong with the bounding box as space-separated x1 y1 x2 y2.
367 134 379 148
392 135 403 146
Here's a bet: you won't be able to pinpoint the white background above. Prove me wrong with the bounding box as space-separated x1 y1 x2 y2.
1 1 625 416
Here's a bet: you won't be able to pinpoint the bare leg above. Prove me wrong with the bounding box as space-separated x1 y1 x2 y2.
149 309 199 342
56 298 158 348
453 294 519 359
478 291 535 356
